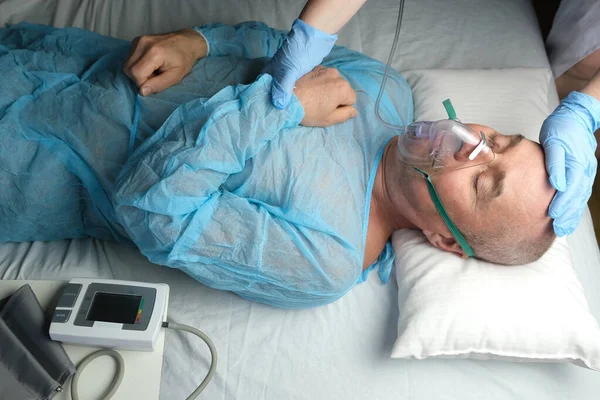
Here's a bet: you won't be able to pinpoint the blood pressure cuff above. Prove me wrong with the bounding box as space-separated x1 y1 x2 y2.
0 284 75 400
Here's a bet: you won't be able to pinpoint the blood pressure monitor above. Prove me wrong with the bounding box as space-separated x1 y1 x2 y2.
49 278 169 351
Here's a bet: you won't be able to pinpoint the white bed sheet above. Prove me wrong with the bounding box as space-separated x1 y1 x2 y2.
0 0 548 71
1 0 599 399
2 239 599 400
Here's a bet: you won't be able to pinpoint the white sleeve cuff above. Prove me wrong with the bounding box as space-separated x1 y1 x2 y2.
193 29 210 56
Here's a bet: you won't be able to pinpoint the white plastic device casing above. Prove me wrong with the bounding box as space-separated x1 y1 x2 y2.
49 278 169 351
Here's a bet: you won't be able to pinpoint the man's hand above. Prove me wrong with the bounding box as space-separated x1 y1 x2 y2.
293 66 358 127
124 29 208 96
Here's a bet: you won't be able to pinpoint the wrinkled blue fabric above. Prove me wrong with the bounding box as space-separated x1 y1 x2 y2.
0 23 134 242
0 22 413 308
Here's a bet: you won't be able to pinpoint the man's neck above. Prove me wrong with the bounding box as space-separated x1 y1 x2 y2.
364 138 417 268
371 138 417 234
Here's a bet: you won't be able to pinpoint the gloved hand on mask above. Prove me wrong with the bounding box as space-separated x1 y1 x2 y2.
540 91 600 236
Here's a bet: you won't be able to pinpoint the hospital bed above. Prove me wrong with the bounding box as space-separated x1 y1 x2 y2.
1 0 599 399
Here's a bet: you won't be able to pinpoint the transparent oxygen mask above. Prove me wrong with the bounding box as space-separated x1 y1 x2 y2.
397 119 495 176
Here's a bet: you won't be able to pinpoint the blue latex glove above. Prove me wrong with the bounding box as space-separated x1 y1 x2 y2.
540 91 600 236
262 18 337 109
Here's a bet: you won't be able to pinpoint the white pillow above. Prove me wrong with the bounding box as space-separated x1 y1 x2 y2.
391 68 600 370
391 230 600 370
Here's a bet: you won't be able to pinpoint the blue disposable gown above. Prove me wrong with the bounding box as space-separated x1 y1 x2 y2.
0 22 413 307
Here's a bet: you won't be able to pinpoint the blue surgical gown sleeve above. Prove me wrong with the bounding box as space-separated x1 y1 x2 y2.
322 45 410 128
114 74 361 308
194 22 286 59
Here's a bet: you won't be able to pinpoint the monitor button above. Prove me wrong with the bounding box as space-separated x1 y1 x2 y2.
57 283 82 308
52 309 72 323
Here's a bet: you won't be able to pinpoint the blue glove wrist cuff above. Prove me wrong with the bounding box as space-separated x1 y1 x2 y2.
563 91 600 134
292 18 338 47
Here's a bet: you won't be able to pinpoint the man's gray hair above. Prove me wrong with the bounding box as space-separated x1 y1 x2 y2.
464 220 556 266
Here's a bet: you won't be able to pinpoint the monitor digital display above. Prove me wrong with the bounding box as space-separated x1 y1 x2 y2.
87 292 142 324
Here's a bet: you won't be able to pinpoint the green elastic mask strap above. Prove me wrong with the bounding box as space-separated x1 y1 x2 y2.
413 167 476 258
443 98 457 120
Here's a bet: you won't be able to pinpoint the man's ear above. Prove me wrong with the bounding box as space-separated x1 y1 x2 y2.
422 230 467 258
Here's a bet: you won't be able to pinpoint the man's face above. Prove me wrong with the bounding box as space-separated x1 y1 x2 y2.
395 123 556 252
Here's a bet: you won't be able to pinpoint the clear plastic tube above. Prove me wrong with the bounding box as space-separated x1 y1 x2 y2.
375 0 406 130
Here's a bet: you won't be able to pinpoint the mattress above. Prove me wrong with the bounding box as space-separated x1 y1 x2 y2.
1 0 599 399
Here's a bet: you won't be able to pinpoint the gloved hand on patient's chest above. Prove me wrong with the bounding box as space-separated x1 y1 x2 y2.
262 18 338 109
540 91 600 236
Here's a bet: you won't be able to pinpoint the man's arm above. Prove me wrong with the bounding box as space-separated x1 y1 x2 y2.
124 22 287 96
193 22 286 59
114 73 359 307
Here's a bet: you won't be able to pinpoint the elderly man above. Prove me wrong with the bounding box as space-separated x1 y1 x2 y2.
1 22 556 308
